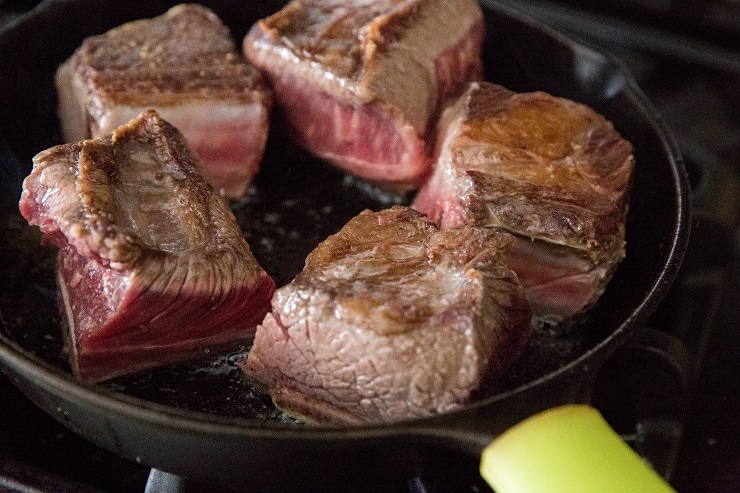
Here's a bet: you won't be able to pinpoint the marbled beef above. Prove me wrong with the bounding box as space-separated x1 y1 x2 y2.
19 110 275 382
244 206 532 424
413 82 634 325
56 4 272 199
243 0 484 189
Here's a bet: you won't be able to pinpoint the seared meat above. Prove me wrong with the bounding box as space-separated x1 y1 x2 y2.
56 4 272 199
244 206 532 424
243 0 484 189
413 82 634 325
19 110 275 382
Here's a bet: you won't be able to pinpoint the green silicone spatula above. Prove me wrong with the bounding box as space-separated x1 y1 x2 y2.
480 404 678 493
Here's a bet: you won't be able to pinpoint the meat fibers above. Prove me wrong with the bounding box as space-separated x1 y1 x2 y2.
244 206 532 424
55 4 272 199
19 110 275 382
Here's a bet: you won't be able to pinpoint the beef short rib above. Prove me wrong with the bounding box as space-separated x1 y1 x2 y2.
413 82 634 325
243 0 484 189
56 4 272 199
244 206 532 424
19 110 275 382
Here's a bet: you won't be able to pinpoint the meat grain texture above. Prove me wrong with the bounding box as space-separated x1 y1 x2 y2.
413 82 635 325
243 0 484 189
56 4 272 199
19 110 275 382
245 206 532 424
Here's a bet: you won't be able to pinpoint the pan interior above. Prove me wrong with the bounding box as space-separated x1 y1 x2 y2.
0 0 684 426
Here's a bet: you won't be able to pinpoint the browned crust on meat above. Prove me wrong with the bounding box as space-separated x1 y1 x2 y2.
294 206 519 334
31 110 256 271
252 0 426 80
69 4 269 108
244 0 483 131
453 82 634 260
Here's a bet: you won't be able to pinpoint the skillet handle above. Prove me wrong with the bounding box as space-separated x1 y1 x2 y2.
592 327 694 479
407 327 689 491
474 327 690 492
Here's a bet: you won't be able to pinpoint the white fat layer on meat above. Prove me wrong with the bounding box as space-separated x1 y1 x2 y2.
94 102 265 142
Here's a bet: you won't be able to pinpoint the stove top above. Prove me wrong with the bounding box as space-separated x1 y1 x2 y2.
1 1 738 492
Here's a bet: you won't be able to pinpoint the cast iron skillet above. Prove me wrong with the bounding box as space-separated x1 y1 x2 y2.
0 0 690 490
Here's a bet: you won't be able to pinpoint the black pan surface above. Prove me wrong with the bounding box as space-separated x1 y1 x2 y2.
0 0 690 490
